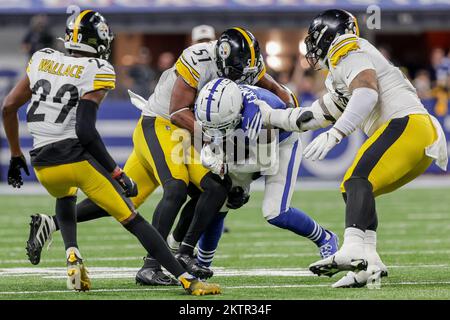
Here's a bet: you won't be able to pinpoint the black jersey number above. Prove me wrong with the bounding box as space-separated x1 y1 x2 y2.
27 80 79 123
190 49 212 65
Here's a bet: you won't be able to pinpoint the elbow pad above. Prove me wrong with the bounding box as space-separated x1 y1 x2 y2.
76 99 100 145
333 87 379 136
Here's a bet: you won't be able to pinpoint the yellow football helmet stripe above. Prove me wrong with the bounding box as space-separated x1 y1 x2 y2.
233 27 255 68
73 10 93 44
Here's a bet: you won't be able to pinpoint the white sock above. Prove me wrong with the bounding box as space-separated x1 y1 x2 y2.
167 233 180 250
342 227 365 249
364 230 377 253
65 247 82 260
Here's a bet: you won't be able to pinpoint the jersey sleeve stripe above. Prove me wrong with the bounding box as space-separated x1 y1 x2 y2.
329 41 359 68
73 10 93 43
176 58 199 88
233 27 255 68
93 80 115 90
328 36 358 58
95 74 116 79
180 55 200 79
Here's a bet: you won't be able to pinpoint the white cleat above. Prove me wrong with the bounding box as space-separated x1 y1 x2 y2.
332 263 388 288
309 245 367 277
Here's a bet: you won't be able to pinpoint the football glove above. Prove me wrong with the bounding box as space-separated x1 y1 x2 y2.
304 128 343 161
226 186 250 210
200 144 227 178
112 169 138 197
8 155 30 188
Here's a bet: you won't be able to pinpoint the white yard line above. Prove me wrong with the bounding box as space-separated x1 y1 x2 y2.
1 281 450 295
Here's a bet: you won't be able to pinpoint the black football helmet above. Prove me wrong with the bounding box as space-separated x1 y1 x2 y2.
63 10 114 60
215 28 262 84
305 9 359 70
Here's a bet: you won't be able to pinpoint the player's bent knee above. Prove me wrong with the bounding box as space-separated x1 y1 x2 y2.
344 177 374 196
200 172 231 198
162 179 188 204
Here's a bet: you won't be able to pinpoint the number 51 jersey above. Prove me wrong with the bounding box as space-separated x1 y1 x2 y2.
26 48 115 150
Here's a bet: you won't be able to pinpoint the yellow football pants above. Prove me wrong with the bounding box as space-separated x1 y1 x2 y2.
35 159 135 222
132 116 209 189
341 114 437 197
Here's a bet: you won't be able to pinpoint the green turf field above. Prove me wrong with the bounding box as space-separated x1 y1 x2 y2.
0 188 449 300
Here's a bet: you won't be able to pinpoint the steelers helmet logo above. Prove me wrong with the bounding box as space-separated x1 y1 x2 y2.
97 22 110 40
218 41 231 59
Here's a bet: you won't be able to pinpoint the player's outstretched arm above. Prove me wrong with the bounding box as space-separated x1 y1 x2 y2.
2 76 32 188
76 90 137 197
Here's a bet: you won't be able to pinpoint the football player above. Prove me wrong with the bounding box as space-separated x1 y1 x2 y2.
255 9 448 287
3 10 221 295
25 27 296 286
180 78 339 269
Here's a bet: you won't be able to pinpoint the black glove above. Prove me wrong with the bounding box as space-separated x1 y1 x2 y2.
226 186 250 210
8 155 30 188
114 171 138 198
296 110 315 131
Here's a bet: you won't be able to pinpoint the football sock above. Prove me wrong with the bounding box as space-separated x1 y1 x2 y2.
343 177 375 231
52 198 109 231
172 196 198 243
55 196 78 250
146 179 187 264
342 227 365 249
124 213 185 278
179 173 229 255
268 207 327 246
364 229 377 255
198 211 227 267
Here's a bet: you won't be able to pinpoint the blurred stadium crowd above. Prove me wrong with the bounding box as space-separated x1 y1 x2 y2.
16 14 450 111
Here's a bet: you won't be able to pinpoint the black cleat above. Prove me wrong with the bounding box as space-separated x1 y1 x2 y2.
175 253 214 280
26 214 55 265
135 257 179 286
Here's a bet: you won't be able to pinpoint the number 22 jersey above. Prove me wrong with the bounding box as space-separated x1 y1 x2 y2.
25 48 115 165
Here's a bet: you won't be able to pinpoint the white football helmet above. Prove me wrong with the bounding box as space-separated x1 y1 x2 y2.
195 78 243 139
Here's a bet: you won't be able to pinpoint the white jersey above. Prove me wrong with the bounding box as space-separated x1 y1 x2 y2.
324 34 427 136
142 40 266 119
26 48 115 149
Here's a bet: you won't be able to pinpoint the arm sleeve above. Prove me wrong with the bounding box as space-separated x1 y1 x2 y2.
84 60 116 94
333 87 379 136
75 99 117 172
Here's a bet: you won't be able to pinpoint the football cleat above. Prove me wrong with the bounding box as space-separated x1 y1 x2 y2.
318 230 339 259
309 246 367 277
26 214 56 265
135 257 179 286
66 249 91 292
175 253 214 280
332 264 387 288
179 276 221 296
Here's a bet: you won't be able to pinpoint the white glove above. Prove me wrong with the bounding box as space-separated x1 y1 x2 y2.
200 144 227 178
254 99 272 125
303 128 344 161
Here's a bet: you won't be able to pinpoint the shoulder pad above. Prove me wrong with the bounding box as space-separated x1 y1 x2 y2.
327 34 360 68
